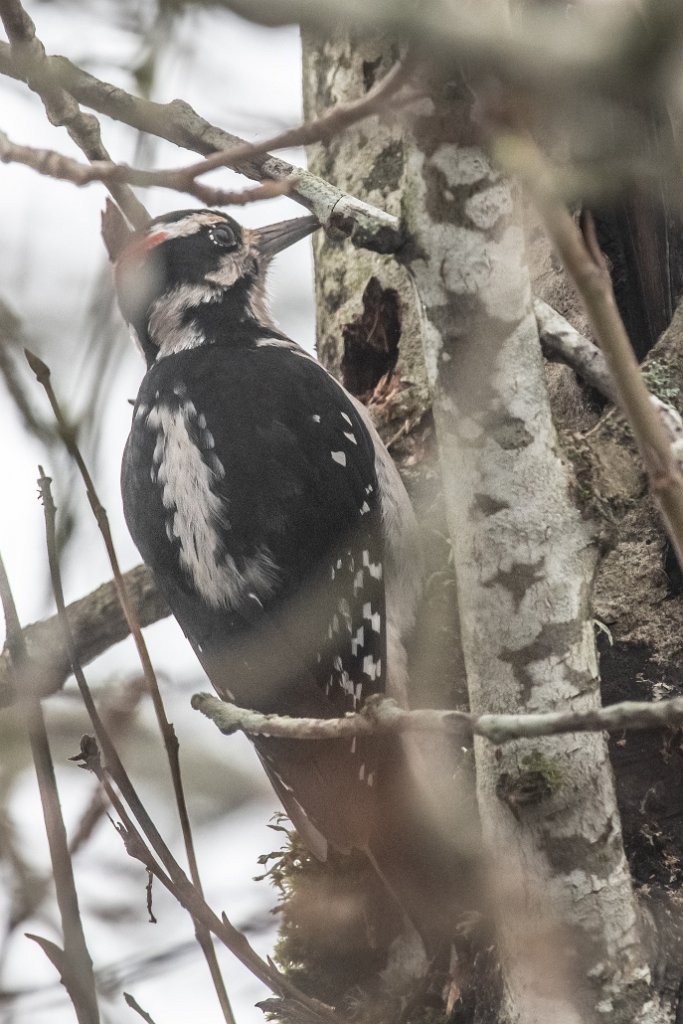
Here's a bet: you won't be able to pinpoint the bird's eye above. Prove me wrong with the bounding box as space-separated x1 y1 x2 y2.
209 223 238 250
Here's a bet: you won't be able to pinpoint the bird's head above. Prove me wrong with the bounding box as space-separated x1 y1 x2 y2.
112 208 318 365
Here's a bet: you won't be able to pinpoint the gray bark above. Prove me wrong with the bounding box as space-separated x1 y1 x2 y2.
302 25 664 1023
399 75 661 1023
301 26 466 721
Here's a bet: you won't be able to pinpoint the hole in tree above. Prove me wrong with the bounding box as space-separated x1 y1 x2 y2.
362 57 382 92
341 277 401 399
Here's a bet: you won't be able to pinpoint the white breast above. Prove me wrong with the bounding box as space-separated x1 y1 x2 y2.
146 399 279 609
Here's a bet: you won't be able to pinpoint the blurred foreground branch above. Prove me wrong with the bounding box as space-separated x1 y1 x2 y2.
0 564 168 706
0 0 148 227
496 132 683 567
32 369 235 1024
38 473 333 1023
0 546 99 1023
5 297 683 711
214 0 683 104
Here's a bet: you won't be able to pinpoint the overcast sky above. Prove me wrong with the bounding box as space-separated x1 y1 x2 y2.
0 3 316 1021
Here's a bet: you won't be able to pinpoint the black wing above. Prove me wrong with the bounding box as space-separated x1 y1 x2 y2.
122 343 387 854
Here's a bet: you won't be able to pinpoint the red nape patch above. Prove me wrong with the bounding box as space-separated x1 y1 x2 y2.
116 230 169 269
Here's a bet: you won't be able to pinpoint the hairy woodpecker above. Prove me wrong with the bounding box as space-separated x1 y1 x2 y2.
114 208 422 861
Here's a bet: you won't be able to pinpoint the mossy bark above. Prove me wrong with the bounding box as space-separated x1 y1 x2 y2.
301 28 466 734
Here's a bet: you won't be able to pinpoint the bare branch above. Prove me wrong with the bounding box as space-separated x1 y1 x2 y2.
0 129 295 207
0 0 148 227
123 993 158 1024
0 563 168 707
0 530 99 1024
0 42 401 252
4 679 145 942
192 689 683 747
1 46 417 214
535 299 683 492
40 470 325 1019
72 732 337 1023
34 391 235 1024
534 297 616 402
172 45 420 182
496 134 683 569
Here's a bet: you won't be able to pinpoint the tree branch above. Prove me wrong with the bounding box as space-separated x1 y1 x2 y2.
39 470 235 1024
0 129 294 206
211 0 683 104
2 303 681 719
0 40 415 205
0 0 148 227
0 540 99 1023
534 297 616 402
0 564 168 707
0 42 401 251
497 133 683 568
170 44 419 182
35 479 330 1022
30 363 239 1024
192 689 683 746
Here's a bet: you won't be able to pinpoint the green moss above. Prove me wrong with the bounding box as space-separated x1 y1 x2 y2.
255 816 387 1007
497 751 564 811
256 818 462 1022
519 751 564 793
642 361 682 406
364 139 405 195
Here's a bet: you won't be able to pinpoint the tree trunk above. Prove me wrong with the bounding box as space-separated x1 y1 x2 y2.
302 27 665 1024
301 25 468 826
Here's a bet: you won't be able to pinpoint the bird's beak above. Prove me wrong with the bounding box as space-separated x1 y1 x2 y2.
251 215 320 258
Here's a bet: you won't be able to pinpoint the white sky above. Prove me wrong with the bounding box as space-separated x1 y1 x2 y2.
0 2 317 1021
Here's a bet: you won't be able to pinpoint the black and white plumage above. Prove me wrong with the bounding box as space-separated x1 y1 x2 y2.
114 208 422 860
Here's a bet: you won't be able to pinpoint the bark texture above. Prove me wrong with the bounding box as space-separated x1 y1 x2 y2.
544 300 683 1017
301 25 476 1010
398 77 659 1024
301 27 466 723
301 24 666 1024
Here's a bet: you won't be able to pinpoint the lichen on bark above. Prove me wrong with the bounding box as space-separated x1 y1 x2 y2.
299 24 665 1024
398 69 660 1024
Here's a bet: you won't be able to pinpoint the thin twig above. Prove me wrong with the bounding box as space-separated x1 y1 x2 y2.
169 45 420 183
91 730 337 1023
33 430 234 1022
495 133 683 570
0 130 294 207
0 47 417 205
38 468 332 1020
0 537 99 1024
3 678 147 942
0 42 401 251
123 992 158 1024
192 688 683 746
0 0 148 227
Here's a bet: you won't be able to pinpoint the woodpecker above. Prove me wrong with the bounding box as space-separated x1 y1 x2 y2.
114 208 422 861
